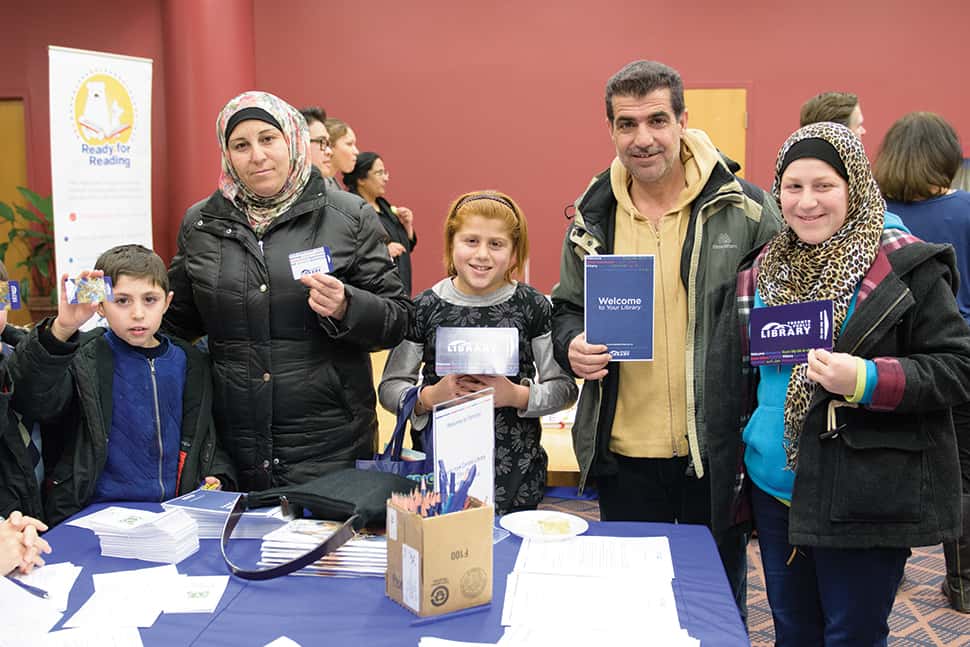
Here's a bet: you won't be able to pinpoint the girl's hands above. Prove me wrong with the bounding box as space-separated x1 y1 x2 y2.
465 375 529 410
417 374 529 414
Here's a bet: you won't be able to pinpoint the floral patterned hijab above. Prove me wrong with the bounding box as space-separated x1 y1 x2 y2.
758 121 886 469
216 91 312 235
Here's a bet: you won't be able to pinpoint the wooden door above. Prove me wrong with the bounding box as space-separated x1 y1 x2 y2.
684 88 747 178
0 99 31 326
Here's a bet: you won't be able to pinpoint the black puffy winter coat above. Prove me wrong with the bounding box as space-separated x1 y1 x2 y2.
165 173 413 491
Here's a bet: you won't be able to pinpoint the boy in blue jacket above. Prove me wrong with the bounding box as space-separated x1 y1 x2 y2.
10 244 234 525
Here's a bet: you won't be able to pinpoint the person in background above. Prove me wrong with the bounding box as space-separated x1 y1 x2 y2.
0 511 50 575
325 117 359 187
9 246 234 526
800 91 866 137
380 190 577 514
874 111 970 613
299 106 339 192
165 91 411 491
551 60 781 619
736 122 970 644
344 152 418 296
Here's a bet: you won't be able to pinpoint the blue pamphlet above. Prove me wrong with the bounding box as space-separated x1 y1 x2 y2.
584 255 654 361
749 299 834 366
435 327 519 375
0 280 21 310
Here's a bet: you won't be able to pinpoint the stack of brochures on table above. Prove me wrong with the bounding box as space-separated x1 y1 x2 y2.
496 536 699 646
66 506 199 563
258 519 387 577
162 488 289 539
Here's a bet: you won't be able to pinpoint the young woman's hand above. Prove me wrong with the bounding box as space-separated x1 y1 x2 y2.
806 349 859 396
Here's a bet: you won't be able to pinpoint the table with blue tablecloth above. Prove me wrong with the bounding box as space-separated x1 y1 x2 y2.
42 503 748 646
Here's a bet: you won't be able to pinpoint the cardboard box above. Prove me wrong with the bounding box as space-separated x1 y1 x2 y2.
385 498 493 617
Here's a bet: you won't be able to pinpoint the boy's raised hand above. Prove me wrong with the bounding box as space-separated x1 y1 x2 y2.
50 271 102 342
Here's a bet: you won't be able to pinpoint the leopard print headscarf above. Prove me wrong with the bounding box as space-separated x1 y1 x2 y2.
758 122 885 470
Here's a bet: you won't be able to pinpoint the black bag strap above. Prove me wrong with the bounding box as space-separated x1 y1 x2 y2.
219 493 358 581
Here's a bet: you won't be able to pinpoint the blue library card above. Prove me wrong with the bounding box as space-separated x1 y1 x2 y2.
749 299 833 366
584 254 654 361
435 327 519 375
0 281 21 310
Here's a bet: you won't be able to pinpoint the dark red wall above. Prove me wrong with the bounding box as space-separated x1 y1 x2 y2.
2 1 968 288
0 1 173 259
254 0 970 294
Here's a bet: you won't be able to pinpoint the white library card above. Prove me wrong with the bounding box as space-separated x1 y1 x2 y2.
288 246 333 280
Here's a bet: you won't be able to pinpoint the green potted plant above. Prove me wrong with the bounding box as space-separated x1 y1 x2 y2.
0 187 56 318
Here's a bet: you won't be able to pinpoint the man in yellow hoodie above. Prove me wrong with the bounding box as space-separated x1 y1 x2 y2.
551 60 781 621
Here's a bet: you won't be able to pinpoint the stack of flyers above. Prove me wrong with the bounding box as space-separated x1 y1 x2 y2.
258 519 387 577
162 488 289 539
67 506 199 563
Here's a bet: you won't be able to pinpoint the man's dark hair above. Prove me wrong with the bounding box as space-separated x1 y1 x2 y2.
95 244 169 293
605 60 685 123
300 106 327 126
799 92 858 128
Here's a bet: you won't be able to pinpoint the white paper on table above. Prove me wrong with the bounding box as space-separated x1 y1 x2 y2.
12 561 83 612
92 564 179 596
432 388 495 507
500 571 679 631
66 565 179 629
0 575 63 635
162 575 229 614
512 536 674 580
25 627 144 647
497 626 698 646
263 637 303 647
63 590 162 629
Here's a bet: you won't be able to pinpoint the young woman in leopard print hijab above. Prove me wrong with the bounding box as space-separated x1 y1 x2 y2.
741 121 970 645
759 121 885 469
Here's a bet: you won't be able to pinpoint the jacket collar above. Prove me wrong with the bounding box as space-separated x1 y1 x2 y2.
199 173 330 235
572 152 746 256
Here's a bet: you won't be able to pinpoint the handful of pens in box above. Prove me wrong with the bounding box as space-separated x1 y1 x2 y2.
388 460 476 518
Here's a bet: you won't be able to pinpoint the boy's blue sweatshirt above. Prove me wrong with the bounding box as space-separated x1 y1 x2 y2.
93 330 186 503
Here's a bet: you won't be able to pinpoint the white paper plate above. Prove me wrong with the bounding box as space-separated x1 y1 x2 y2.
499 510 589 541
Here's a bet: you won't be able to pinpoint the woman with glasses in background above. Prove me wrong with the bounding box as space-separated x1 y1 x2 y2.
299 106 339 192
345 152 417 296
